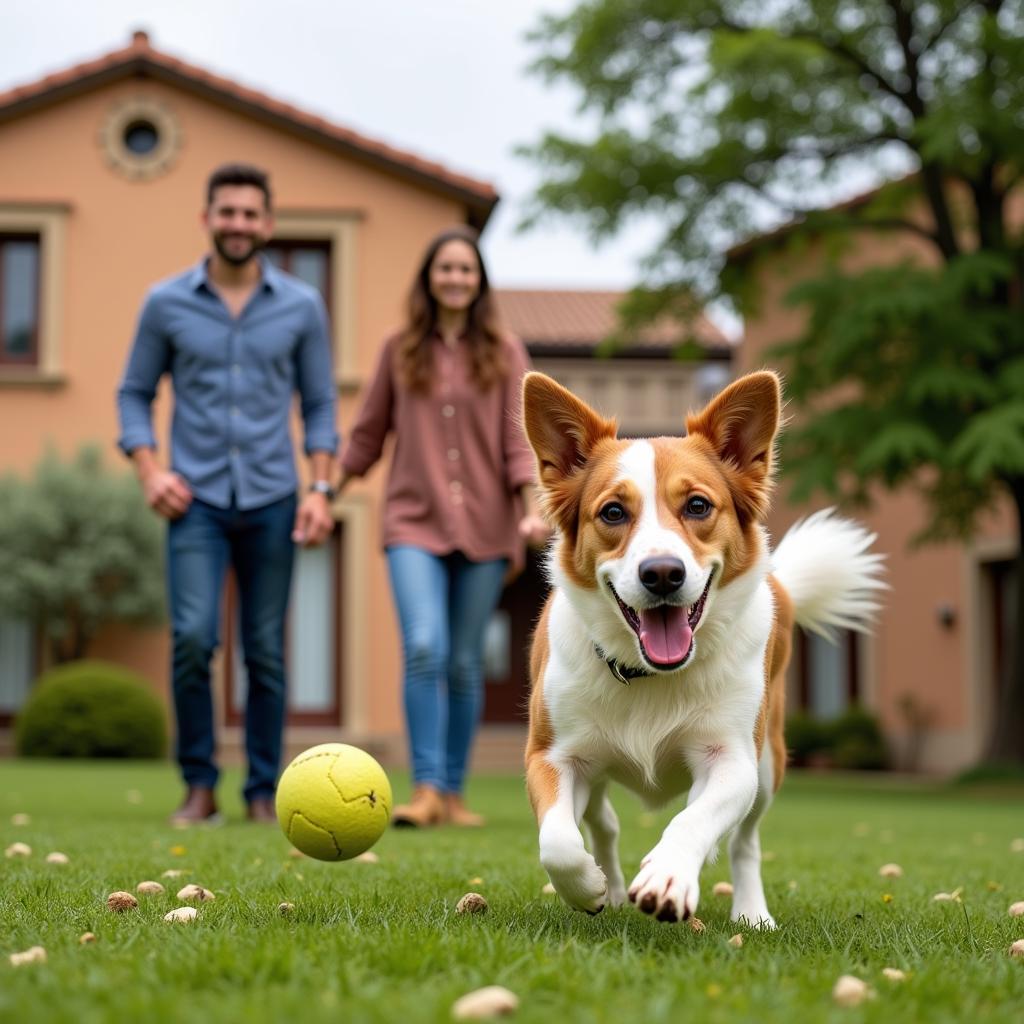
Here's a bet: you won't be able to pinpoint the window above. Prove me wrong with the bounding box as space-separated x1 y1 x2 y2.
100 98 181 181
483 548 549 724
987 558 1016 707
270 213 359 388
0 234 41 366
0 617 36 724
0 204 67 382
223 525 344 727
796 627 859 719
265 241 332 316
123 120 160 155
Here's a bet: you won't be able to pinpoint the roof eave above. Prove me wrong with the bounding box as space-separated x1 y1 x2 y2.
0 52 499 229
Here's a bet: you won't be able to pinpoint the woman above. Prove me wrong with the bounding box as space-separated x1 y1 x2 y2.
338 226 549 827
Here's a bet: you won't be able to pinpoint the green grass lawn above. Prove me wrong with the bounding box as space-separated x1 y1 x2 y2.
2 761 1023 1023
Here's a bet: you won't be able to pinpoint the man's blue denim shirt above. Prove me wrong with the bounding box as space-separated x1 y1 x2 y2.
117 256 339 511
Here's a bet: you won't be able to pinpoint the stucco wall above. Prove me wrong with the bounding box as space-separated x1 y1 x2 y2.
0 74 475 752
736 226 1017 773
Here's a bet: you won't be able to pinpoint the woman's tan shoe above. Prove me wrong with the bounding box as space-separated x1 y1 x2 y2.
391 784 445 828
445 793 485 828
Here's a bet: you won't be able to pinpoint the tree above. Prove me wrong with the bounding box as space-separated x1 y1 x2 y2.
522 0 1024 764
0 446 165 664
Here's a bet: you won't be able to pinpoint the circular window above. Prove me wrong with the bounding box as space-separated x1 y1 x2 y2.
100 98 182 180
123 119 160 155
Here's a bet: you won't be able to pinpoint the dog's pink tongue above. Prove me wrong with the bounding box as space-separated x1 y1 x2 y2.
639 605 692 666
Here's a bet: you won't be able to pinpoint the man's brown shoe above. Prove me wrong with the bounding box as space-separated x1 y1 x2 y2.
168 786 221 827
391 784 444 828
445 793 485 828
247 797 277 824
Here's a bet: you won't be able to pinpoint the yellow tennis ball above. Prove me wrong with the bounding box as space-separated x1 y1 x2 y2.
275 744 392 861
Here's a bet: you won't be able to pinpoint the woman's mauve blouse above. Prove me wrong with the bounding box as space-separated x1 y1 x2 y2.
340 331 537 569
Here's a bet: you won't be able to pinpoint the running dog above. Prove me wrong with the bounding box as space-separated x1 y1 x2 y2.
520 370 884 928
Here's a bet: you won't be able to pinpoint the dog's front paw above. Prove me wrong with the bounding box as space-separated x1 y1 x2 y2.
731 900 776 930
627 849 699 923
542 844 609 915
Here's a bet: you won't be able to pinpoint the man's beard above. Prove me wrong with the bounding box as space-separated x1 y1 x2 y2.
213 232 265 267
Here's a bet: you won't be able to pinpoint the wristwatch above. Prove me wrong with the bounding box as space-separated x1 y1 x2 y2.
309 479 337 501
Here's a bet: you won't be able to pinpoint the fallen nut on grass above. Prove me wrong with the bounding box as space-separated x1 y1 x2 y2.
541 882 556 895
1011 838 1024 853
689 917 706 934
164 907 198 924
45 852 70 865
456 892 489 915
136 880 165 895
832 975 873 1006
1008 901 1024 918
106 891 139 912
176 884 215 902
728 933 743 948
932 887 963 903
879 863 903 878
1010 939 1024 958
11 813 30 826
355 851 380 864
161 869 187 879
9 946 46 967
451 986 519 1020
5 842 31 858
79 932 97 945
882 967 907 982
712 881 734 897
278 902 294 915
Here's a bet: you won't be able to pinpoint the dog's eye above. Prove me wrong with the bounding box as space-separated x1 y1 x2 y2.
599 502 628 525
684 496 713 519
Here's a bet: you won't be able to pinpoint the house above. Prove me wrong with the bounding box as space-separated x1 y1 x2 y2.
730 191 1018 774
0 32 732 770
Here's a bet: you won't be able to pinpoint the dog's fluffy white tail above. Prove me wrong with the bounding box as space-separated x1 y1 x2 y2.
771 508 886 639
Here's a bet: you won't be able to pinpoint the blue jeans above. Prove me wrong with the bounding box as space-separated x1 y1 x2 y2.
386 546 508 793
167 494 296 802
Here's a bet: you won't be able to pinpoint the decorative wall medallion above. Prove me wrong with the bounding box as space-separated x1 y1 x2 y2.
99 97 182 180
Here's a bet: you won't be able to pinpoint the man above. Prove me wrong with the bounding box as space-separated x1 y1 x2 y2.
117 163 338 825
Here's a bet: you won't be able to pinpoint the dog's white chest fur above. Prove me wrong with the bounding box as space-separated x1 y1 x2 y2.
541 572 774 802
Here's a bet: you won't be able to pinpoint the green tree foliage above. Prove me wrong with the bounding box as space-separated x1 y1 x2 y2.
0 446 165 663
523 1 1024 763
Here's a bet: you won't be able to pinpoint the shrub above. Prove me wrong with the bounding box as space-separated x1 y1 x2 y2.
830 706 889 771
785 711 832 767
786 706 889 770
15 660 166 759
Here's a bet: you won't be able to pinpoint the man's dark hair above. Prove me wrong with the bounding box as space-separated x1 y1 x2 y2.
206 163 272 210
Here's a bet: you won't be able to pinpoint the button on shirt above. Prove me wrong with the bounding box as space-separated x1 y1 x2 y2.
340 331 536 570
117 257 339 510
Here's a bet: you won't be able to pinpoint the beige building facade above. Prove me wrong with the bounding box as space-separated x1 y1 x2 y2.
0 34 731 770
733 209 1018 774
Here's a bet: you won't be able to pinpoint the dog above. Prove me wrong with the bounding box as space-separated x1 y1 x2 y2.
520 369 884 928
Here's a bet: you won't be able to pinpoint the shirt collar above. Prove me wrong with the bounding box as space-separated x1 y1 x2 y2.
189 254 279 293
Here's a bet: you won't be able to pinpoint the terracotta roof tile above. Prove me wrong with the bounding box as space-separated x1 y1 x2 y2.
0 31 497 218
494 289 731 353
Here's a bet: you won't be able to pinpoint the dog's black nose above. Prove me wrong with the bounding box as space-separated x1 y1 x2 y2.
638 557 685 596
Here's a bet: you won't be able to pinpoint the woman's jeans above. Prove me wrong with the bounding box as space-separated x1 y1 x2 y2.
386 545 508 794
167 494 296 802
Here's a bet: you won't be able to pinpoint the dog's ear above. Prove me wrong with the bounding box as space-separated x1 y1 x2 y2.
685 371 782 523
522 372 617 481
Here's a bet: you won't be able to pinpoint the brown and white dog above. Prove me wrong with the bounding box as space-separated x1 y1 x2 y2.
520 370 884 928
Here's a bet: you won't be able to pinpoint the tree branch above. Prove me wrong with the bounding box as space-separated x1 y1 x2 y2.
886 0 961 258
718 14 913 111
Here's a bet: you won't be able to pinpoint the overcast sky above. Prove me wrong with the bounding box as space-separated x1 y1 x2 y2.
3 0 664 291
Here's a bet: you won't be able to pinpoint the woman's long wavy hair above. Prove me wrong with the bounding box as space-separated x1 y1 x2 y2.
396 226 506 393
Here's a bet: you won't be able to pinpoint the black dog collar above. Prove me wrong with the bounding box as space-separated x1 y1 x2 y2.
594 645 654 686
